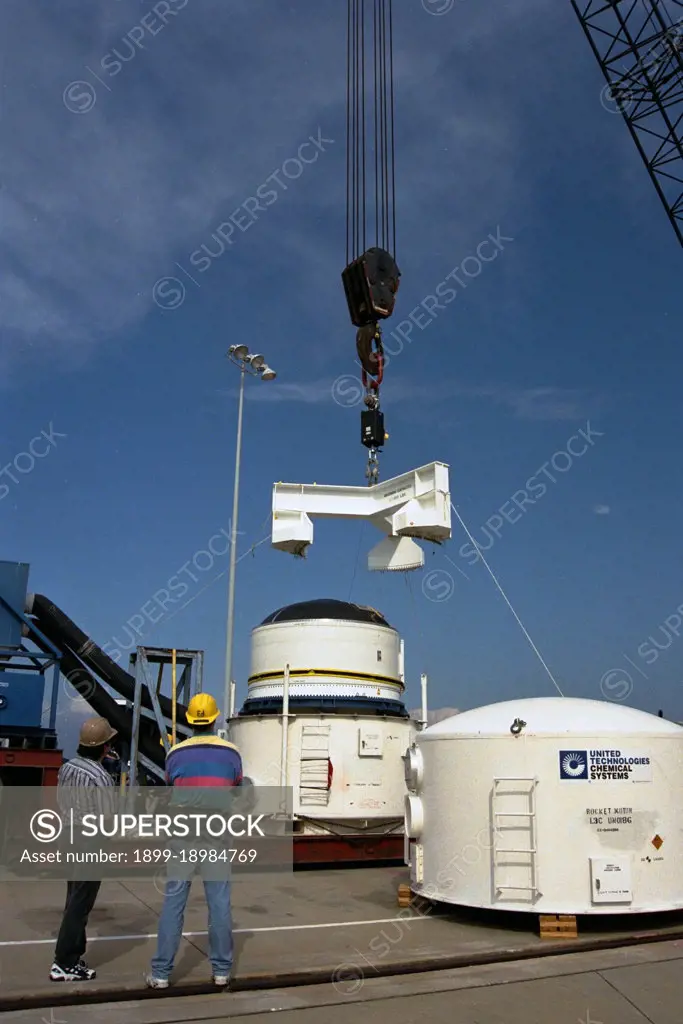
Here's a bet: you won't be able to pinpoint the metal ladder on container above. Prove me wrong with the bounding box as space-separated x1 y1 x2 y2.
492 776 540 902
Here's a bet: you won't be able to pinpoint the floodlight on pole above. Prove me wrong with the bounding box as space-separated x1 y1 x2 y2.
223 344 276 729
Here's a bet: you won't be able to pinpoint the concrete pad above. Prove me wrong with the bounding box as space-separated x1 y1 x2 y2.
121 866 412 928
3 869 683 1012
5 941 683 1023
8 974 651 1024
0 879 212 1006
0 933 212 1006
2 879 151 943
600 958 683 1024
207 974 652 1024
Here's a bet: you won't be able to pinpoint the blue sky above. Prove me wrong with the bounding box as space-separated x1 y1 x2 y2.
2 0 683 754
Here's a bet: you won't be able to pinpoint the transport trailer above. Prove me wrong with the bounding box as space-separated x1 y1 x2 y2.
0 747 62 787
292 830 403 864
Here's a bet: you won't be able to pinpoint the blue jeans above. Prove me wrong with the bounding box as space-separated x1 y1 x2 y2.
151 878 233 980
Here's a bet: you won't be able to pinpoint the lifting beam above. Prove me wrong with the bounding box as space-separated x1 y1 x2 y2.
271 461 451 572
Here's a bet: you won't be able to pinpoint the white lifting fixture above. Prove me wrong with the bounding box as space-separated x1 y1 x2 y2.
272 462 451 572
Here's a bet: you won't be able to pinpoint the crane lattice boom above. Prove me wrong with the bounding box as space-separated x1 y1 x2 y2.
571 0 683 247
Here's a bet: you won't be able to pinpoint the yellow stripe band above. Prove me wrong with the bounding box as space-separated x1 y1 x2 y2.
247 668 403 689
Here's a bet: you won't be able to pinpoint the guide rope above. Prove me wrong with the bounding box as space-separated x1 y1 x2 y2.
450 501 565 698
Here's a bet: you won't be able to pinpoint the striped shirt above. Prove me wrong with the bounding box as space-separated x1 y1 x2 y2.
58 756 114 788
58 755 116 823
166 734 243 788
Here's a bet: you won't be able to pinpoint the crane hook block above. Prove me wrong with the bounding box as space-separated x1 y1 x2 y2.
356 323 384 382
342 247 400 328
361 408 385 449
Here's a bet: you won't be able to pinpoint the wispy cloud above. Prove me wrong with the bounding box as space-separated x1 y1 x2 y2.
217 377 603 422
0 0 564 381
593 504 611 515
216 380 337 405
217 378 442 405
497 386 596 421
456 384 603 421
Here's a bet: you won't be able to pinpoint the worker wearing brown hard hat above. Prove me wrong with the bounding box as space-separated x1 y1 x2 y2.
78 716 118 747
49 715 118 983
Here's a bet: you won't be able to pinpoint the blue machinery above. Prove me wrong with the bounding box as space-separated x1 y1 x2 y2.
0 559 202 784
0 561 60 745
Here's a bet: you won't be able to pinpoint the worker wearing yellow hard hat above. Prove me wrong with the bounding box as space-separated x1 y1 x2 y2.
185 692 221 726
147 692 242 991
160 694 221 746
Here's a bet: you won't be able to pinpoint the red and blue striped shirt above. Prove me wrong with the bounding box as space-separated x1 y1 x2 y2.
166 734 243 788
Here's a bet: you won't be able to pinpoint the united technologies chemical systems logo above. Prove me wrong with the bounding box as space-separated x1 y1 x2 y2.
559 750 588 780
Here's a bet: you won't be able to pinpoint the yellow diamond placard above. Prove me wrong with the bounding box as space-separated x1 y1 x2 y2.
652 834 663 850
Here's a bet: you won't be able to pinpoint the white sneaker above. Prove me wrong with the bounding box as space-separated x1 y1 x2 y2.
213 974 230 987
145 974 169 989
50 962 96 982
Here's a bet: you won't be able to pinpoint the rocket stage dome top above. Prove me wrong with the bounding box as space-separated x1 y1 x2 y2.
259 598 393 629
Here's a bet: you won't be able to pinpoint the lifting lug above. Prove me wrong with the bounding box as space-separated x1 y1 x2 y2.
365 448 380 485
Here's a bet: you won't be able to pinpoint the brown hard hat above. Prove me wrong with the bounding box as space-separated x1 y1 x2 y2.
79 716 117 747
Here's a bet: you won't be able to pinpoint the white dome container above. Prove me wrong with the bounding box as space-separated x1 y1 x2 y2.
404 697 683 914
230 599 414 834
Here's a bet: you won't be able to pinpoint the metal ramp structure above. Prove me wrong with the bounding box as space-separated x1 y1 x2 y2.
492 776 541 904
128 647 203 709
125 646 202 785
271 461 451 572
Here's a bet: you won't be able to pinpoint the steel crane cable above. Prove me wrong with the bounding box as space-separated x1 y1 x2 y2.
346 0 396 264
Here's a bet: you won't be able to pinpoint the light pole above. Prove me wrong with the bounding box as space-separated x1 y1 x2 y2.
223 344 277 727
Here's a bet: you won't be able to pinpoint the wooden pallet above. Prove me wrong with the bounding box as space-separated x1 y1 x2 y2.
397 883 433 914
397 883 412 907
539 913 578 939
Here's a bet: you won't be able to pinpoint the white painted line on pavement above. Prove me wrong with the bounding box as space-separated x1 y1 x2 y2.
0 914 433 948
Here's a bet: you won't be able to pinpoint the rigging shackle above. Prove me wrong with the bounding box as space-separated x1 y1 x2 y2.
365 447 380 485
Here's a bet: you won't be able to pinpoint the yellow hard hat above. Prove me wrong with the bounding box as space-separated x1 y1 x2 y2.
186 693 220 725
